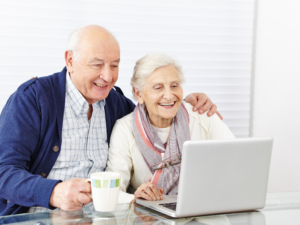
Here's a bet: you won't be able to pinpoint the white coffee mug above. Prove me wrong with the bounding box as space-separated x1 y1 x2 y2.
86 172 120 212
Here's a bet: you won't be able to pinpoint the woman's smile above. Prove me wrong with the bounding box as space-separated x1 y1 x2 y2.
135 65 183 128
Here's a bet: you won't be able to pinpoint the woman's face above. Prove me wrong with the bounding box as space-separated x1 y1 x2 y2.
135 65 183 128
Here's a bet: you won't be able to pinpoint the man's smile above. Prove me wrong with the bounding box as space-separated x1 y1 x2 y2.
94 82 108 88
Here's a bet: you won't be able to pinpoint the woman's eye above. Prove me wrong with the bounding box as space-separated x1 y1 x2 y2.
154 86 161 90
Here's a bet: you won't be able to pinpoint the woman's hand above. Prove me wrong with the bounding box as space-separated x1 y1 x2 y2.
185 93 223 120
134 182 164 201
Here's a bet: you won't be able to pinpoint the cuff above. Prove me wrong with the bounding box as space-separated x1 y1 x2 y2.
117 191 135 204
34 177 62 209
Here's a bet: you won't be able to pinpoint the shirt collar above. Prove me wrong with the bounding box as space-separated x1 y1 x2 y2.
66 71 105 117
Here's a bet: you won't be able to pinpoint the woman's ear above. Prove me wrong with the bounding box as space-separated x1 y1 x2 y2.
133 88 144 104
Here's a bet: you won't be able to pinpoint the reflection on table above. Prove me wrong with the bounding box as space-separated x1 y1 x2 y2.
0 202 267 225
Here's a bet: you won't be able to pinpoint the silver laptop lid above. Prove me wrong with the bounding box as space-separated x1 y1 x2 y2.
176 137 273 217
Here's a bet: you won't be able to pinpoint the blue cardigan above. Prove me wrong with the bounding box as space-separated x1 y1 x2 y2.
0 68 135 216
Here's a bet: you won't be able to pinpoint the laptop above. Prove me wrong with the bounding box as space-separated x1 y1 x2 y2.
136 137 273 218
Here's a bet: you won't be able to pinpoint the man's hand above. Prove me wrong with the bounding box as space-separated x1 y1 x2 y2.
185 93 223 120
133 182 164 202
49 178 92 211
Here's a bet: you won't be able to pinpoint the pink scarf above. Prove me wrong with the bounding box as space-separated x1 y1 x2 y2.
132 103 190 195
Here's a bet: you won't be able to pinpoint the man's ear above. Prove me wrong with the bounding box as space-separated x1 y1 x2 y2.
133 88 144 104
65 51 75 73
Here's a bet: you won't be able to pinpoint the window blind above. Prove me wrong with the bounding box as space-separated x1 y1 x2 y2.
0 0 255 137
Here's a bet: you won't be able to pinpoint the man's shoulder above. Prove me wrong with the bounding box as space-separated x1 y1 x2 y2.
106 86 135 112
17 68 66 95
107 86 129 101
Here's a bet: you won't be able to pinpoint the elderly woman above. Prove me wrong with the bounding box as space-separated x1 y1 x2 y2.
106 53 235 203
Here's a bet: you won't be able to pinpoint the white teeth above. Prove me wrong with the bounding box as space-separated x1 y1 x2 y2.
95 83 106 87
160 102 175 106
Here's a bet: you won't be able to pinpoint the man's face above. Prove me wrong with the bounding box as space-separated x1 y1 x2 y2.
66 35 120 104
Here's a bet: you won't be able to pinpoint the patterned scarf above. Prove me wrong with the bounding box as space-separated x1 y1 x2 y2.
132 103 190 195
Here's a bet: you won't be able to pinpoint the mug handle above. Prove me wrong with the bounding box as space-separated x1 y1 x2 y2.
85 178 93 199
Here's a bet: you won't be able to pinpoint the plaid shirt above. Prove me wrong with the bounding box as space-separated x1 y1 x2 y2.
29 72 107 212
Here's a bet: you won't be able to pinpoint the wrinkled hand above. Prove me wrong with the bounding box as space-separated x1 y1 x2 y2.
49 178 92 211
134 182 164 201
185 93 223 120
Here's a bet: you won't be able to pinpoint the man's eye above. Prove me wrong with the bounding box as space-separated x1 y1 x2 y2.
154 87 161 90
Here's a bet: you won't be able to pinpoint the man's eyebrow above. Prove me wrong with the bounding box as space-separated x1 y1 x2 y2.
89 58 120 63
90 57 104 63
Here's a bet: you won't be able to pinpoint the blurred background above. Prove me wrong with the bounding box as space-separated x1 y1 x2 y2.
0 0 299 193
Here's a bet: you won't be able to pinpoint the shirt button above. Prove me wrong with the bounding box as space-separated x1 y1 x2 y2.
40 173 47 178
53 145 59 152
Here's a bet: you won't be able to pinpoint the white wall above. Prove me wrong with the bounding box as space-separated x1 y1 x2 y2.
0 0 256 138
253 0 300 192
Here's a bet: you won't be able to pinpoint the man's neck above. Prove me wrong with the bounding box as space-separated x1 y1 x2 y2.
87 104 93 120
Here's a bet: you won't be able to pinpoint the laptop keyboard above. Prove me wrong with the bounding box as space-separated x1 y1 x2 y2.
159 202 177 211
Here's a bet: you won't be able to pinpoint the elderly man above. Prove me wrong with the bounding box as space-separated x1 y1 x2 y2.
0 25 220 215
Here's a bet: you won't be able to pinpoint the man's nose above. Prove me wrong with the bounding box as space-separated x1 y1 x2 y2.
100 64 113 83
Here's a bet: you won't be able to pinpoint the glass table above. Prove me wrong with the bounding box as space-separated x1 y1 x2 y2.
1 193 300 225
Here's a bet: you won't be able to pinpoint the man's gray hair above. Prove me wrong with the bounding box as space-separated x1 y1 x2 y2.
66 25 117 61
66 28 82 61
131 53 185 100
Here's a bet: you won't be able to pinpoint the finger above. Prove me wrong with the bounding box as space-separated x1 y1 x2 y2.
184 94 197 106
78 192 92 205
151 186 163 200
59 202 82 211
205 104 217 117
216 111 223 120
75 198 84 208
196 98 212 114
160 188 164 194
137 191 152 201
144 186 157 200
192 95 208 112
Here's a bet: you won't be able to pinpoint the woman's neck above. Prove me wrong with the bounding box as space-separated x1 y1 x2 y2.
149 116 172 128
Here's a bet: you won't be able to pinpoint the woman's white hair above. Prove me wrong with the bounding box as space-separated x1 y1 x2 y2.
131 53 185 100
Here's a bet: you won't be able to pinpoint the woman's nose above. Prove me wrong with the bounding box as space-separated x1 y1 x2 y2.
163 89 174 100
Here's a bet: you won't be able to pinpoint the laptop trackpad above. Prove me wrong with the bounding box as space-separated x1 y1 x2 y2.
162 195 177 201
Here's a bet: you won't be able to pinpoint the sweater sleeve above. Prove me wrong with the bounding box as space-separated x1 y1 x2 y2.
0 87 60 210
106 116 135 204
